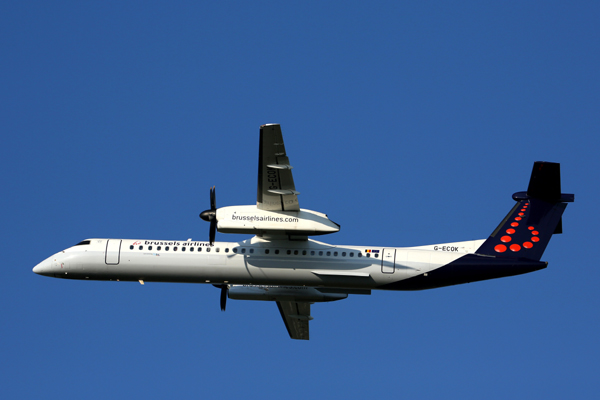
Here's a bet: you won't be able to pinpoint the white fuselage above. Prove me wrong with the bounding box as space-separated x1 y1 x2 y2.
33 237 485 290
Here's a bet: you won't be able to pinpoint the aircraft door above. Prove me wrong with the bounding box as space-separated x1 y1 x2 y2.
105 239 122 265
382 248 396 274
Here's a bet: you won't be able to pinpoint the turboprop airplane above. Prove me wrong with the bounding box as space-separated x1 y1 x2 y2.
33 124 574 340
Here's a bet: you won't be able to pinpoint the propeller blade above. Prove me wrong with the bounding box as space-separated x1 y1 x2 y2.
209 219 216 246
212 284 228 311
220 285 228 311
200 186 217 245
210 186 216 211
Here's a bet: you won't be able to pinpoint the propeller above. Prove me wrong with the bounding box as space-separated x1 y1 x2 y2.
213 284 228 311
199 186 217 246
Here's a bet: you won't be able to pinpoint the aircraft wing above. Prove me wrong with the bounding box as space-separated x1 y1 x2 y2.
276 301 312 340
257 124 300 211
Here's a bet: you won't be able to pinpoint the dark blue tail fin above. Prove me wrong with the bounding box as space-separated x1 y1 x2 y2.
476 162 574 260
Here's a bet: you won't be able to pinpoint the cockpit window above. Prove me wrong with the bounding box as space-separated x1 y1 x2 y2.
75 240 91 246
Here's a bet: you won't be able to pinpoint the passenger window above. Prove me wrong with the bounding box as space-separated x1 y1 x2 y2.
265 249 270 254
275 250 280 255
287 250 291 255
366 253 370 257
130 245 134 250
149 246 153 251
174 247 178 251
241 248 246 254
311 251 315 256
225 248 229 253
198 247 202 252
349 252 354 257
182 247 186 252
206 248 211 252
319 251 323 256
157 246 162 251
165 246 170 251
249 249 254 254
358 253 362 258
302 250 306 255
139 246 143 250
333 251 338 256
294 250 298 255
342 252 346 256
375 253 379 258
326 251 331 256
190 247 194 252
216 248 220 252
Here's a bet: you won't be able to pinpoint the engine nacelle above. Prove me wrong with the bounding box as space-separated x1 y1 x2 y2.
216 205 340 237
228 285 347 302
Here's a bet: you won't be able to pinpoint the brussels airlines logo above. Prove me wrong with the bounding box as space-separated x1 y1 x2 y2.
231 213 299 223
493 202 541 253
143 241 211 247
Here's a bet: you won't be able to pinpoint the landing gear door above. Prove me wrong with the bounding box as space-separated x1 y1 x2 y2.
105 239 122 265
382 248 395 274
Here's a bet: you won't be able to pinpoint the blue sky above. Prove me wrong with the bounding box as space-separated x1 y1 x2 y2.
2 1 599 399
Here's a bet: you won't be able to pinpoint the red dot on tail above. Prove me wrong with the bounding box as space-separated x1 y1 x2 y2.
532 231 539 235
495 244 507 253
510 244 521 252
523 242 533 249
518 212 524 216
531 236 540 242
501 236 512 243
515 217 522 221
528 226 535 230
511 222 519 227
506 228 515 234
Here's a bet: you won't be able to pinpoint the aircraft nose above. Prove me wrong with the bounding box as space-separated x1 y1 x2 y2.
33 258 52 276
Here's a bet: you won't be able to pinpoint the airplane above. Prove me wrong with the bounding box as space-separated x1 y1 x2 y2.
33 124 574 340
